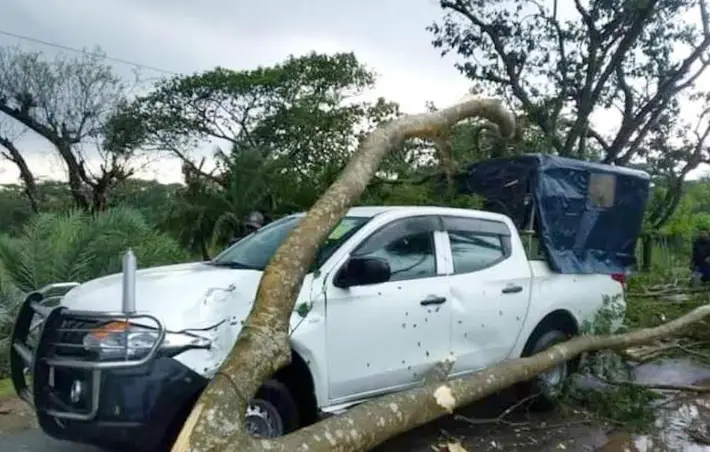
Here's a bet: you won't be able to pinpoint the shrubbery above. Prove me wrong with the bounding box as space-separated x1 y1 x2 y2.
0 206 189 378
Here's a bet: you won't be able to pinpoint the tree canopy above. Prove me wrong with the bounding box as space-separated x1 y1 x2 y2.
430 0 710 232
0 46 145 211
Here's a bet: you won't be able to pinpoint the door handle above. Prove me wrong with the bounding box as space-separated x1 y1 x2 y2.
502 285 523 294
420 296 447 306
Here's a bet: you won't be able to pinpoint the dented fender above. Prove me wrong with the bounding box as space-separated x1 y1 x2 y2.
59 261 321 381
169 274 321 380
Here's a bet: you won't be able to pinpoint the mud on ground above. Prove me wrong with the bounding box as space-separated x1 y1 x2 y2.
0 395 36 436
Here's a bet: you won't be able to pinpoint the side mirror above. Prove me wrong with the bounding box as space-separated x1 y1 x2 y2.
334 256 391 288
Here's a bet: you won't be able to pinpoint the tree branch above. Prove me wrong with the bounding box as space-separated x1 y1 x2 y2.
540 0 569 131
0 134 38 212
186 299 710 452
440 1 558 148
607 1 710 163
650 116 710 229
565 0 660 157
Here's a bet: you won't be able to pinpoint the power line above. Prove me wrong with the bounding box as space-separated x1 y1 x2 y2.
0 28 179 76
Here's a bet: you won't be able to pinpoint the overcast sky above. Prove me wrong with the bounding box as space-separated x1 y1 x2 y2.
0 0 708 185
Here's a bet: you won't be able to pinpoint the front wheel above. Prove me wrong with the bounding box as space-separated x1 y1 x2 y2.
160 379 300 451
517 328 575 412
244 379 300 439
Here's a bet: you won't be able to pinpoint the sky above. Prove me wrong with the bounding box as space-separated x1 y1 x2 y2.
0 0 708 185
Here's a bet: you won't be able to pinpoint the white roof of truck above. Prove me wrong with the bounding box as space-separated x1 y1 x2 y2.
292 205 512 224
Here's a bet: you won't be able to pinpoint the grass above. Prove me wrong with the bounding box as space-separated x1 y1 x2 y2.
0 378 13 399
625 293 710 345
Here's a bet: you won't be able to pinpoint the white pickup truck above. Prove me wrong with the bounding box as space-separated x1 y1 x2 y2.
10 205 626 451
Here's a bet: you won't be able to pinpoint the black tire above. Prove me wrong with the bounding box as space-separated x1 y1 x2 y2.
245 379 300 438
159 379 300 450
516 328 576 412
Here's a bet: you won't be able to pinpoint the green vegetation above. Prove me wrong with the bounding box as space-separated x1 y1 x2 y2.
0 207 186 376
565 382 662 431
0 378 11 399
552 290 710 432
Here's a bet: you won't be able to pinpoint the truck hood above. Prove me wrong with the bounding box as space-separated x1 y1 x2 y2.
60 261 312 331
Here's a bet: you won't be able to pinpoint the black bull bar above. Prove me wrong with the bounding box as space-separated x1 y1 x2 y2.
9 282 165 421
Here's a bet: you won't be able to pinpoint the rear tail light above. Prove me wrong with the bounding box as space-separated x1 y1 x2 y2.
611 273 626 290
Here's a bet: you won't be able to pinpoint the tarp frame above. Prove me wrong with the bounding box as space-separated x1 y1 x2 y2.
450 154 651 275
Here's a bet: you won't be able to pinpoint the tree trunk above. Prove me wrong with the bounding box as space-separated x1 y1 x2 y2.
55 142 91 210
641 234 654 272
199 236 210 261
0 136 40 212
0 105 92 210
174 301 710 452
171 97 516 452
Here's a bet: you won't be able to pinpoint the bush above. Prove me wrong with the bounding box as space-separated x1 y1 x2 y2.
0 268 25 378
0 206 188 292
0 206 189 378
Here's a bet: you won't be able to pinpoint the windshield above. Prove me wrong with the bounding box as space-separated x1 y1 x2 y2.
212 215 371 271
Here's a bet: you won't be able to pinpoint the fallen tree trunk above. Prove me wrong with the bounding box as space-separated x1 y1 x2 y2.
175 301 710 452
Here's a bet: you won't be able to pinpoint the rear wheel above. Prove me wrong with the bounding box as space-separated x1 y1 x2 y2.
517 328 576 412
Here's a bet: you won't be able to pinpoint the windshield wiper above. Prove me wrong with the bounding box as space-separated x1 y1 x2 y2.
208 260 260 270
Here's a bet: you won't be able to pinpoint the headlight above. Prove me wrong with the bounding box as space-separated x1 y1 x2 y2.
82 321 212 361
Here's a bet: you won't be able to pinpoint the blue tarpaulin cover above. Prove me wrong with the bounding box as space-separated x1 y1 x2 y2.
449 154 651 275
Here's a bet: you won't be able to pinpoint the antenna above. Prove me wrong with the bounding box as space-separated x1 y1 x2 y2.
121 249 137 314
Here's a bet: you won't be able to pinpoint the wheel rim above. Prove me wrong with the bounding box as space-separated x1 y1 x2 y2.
244 399 284 438
538 361 568 396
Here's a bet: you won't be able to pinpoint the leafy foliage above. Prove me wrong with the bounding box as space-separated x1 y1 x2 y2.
566 382 660 431
429 0 710 230
108 52 401 177
107 52 413 256
0 206 187 293
0 263 25 377
0 45 144 211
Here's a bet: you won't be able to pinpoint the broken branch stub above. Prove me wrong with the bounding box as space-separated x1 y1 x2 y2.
172 97 516 452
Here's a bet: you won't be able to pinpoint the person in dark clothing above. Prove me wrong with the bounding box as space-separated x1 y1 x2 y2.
227 211 268 246
691 228 710 286
244 211 266 234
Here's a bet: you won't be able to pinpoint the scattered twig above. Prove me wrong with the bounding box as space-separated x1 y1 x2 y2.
604 379 710 393
618 339 684 363
628 287 710 298
452 392 594 431
453 391 543 426
677 344 710 360
687 423 710 446
653 391 685 408
619 339 710 363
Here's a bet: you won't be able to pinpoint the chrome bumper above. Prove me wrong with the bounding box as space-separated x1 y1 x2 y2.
9 282 165 422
